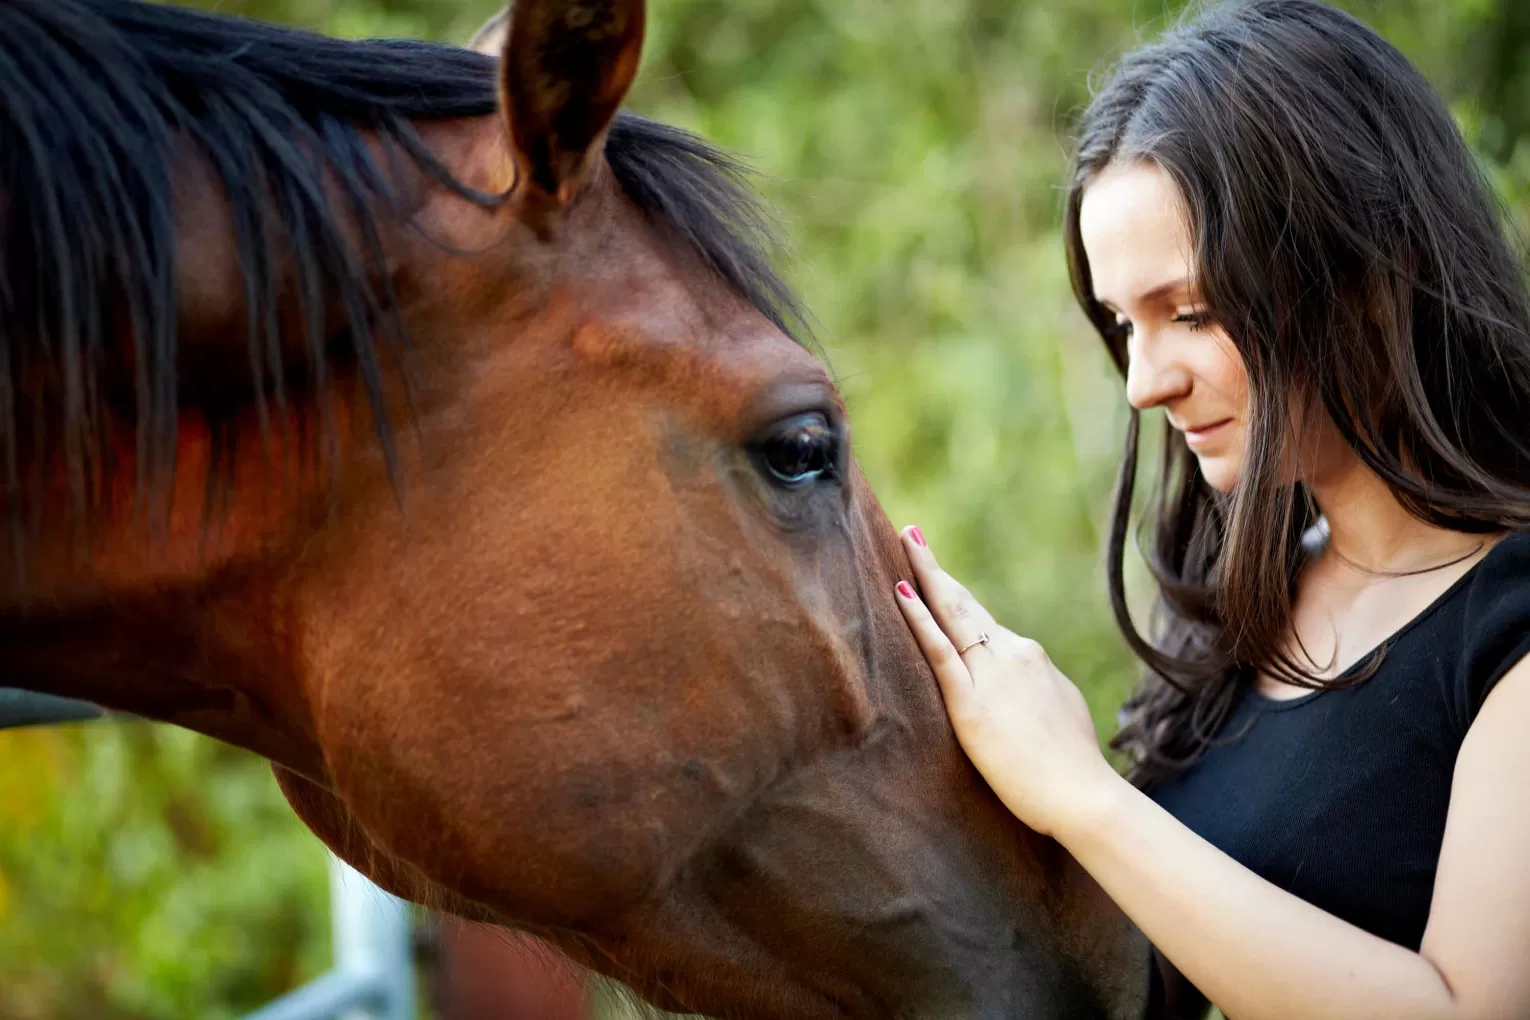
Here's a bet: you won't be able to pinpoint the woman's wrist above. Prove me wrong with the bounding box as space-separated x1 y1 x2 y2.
1046 760 1135 849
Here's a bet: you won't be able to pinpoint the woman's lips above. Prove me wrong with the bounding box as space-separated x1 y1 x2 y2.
1183 418 1233 446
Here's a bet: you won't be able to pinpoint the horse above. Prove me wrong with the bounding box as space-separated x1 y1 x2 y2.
0 0 1150 1016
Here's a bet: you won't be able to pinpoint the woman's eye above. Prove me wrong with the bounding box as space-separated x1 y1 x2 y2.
758 414 839 488
1173 310 1211 330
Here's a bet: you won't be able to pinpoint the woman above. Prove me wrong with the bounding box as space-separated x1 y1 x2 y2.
893 1 1530 1017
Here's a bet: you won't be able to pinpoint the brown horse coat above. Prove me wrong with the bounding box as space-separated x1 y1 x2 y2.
0 1 1149 1016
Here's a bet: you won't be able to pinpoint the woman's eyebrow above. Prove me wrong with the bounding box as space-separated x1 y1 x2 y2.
1097 277 1195 312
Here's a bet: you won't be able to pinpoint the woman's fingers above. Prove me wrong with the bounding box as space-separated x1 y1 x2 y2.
899 526 998 646
894 580 975 701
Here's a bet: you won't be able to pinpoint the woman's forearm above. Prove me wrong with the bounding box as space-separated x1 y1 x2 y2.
1058 773 1458 1020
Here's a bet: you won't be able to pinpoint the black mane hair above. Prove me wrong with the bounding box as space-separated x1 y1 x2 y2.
0 0 806 554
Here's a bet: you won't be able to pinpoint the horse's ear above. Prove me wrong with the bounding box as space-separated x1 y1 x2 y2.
498 0 645 210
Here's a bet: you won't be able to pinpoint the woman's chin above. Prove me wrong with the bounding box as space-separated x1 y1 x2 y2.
1196 456 1241 494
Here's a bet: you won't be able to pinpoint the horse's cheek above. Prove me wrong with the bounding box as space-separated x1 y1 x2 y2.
295 477 801 928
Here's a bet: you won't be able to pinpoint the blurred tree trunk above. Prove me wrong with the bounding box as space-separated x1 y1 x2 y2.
1468 0 1530 162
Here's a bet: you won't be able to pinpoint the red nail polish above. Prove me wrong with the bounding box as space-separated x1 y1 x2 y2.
897 581 916 599
909 526 927 548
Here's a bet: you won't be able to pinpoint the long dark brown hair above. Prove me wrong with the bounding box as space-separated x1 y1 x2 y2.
1063 0 1530 789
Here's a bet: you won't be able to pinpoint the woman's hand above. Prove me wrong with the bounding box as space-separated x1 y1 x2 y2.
894 525 1121 838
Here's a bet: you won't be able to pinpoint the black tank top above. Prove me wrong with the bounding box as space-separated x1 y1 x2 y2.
1150 529 1530 951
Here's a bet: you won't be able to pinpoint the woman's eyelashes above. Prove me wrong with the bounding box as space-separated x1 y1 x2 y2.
1108 308 1211 338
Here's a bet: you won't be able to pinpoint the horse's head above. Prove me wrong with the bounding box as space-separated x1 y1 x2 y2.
0 0 1147 1015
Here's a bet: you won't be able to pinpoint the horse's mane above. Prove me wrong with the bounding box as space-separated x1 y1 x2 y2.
0 0 806 539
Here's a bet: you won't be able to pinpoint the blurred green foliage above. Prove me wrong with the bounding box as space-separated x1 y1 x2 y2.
2 1 1526 1017
0 724 329 1019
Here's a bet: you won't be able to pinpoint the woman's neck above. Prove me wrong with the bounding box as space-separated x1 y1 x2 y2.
1308 453 1490 574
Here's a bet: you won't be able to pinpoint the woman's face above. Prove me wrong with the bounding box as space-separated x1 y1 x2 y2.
1078 160 1251 493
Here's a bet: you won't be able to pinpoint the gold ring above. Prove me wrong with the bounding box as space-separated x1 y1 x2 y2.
955 632 991 655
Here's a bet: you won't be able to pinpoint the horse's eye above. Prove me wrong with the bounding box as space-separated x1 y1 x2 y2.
758 414 839 488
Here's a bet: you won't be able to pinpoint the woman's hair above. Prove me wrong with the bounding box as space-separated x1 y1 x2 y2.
1063 0 1530 789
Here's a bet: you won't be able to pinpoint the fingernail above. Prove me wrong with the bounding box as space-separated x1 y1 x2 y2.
896 581 916 600
909 526 927 548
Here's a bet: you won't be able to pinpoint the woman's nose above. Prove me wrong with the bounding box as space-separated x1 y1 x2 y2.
1124 329 1191 410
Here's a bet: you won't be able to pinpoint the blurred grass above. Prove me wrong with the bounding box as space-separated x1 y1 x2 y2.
1 0 1526 1017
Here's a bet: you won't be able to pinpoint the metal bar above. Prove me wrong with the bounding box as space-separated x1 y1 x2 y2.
0 689 103 729
239 857 416 1020
330 855 415 1020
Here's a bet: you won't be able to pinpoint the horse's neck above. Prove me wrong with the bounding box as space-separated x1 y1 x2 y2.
0 114 503 779
0 394 355 781
0 573 329 780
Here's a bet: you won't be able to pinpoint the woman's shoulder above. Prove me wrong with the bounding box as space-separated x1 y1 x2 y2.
1447 529 1530 733
1456 529 1530 607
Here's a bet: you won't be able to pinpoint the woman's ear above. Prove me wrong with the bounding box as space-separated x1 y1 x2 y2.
466 10 508 55
493 0 645 213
